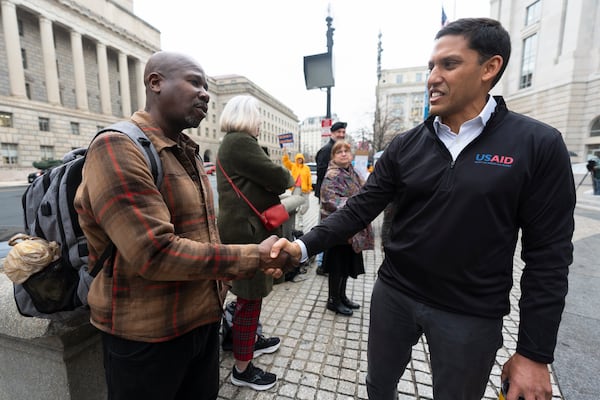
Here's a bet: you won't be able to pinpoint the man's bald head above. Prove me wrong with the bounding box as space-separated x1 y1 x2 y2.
143 51 203 87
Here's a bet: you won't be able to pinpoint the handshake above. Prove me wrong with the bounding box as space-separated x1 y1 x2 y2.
257 235 303 280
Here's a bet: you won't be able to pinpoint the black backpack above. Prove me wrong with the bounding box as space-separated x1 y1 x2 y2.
15 121 163 318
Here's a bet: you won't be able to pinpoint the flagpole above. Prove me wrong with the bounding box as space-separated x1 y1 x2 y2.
453 0 456 20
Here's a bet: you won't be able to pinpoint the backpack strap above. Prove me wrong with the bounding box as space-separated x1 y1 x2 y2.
96 121 164 188
88 122 164 277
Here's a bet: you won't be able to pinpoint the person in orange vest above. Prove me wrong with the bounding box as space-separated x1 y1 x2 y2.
282 152 313 227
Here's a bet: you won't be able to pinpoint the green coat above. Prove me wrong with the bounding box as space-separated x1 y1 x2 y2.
217 131 294 299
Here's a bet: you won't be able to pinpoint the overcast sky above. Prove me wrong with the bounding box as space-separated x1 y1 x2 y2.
134 1 490 135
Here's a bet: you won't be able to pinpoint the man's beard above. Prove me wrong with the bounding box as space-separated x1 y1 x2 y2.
185 114 202 128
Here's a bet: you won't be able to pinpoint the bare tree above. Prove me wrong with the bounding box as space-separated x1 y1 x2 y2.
372 104 405 151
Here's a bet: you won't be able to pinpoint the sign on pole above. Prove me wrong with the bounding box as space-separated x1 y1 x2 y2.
321 118 332 137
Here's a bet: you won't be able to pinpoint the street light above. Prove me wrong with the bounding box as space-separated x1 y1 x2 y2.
303 13 335 119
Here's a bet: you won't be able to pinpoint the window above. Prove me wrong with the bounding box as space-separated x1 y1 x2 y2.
1 143 18 164
21 48 27 69
0 112 13 127
212 129 216 138
39 117 50 131
416 72 423 82
70 122 80 135
40 145 54 160
18 19 23 36
205 127 209 137
395 74 403 84
591 118 600 137
391 94 405 105
25 83 31 99
525 1 541 26
411 93 424 120
519 34 537 89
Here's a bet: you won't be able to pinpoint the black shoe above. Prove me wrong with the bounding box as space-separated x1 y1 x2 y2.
341 296 360 309
326 300 353 316
316 266 327 276
253 334 280 358
231 362 277 391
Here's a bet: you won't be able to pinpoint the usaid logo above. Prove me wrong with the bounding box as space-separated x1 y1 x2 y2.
475 153 514 167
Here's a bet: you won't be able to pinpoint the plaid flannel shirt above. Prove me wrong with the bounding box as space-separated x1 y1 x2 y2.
75 111 259 342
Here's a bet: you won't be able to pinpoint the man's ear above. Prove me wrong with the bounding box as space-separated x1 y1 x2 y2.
147 72 162 93
482 55 503 86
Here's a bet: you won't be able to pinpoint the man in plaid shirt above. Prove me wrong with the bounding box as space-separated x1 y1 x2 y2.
75 51 289 400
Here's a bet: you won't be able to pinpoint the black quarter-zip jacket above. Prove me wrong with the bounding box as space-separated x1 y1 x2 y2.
301 96 575 363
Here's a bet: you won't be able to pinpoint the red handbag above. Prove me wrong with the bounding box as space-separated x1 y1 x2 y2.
217 159 289 231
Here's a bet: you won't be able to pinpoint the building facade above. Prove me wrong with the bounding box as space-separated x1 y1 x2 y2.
298 114 340 161
201 75 299 164
0 0 159 180
0 0 298 181
374 66 428 149
491 0 600 161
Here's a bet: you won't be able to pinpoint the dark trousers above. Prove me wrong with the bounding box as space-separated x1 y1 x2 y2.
102 322 220 400
366 279 503 400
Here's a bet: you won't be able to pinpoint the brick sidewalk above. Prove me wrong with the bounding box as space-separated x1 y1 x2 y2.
216 195 564 400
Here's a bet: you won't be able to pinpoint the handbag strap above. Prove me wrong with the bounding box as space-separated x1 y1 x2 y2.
217 159 264 220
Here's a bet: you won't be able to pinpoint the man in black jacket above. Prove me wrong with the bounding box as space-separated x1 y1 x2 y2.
315 121 347 198
313 121 346 275
272 18 575 400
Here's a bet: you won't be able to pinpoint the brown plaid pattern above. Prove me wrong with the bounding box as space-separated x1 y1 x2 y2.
75 111 260 342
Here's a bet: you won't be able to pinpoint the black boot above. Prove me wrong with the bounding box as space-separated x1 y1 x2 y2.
327 298 353 316
327 272 352 316
340 277 360 309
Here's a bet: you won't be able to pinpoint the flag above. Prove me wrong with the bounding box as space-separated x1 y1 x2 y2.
441 6 448 27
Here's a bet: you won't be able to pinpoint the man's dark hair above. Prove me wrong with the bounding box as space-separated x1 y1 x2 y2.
435 18 511 88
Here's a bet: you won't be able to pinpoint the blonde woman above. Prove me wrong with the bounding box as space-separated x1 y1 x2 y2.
216 95 294 391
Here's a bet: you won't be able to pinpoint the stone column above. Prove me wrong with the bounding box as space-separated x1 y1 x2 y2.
135 58 146 111
70 30 88 110
96 43 111 115
118 52 131 117
1 0 26 98
39 16 60 105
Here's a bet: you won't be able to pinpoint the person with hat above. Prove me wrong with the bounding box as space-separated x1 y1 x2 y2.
314 121 346 275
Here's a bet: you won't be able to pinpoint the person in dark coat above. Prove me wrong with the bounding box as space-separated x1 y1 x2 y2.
586 158 600 195
216 95 294 391
315 121 347 198
272 18 575 400
314 121 346 275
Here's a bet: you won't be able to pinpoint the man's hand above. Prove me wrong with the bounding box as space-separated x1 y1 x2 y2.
258 235 291 279
501 353 551 400
271 238 302 266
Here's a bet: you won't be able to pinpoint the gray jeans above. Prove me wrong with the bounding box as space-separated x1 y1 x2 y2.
366 279 503 400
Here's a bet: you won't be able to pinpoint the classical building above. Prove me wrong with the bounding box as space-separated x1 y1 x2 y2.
0 0 298 181
0 0 159 180
374 66 428 149
491 0 600 161
202 75 299 164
